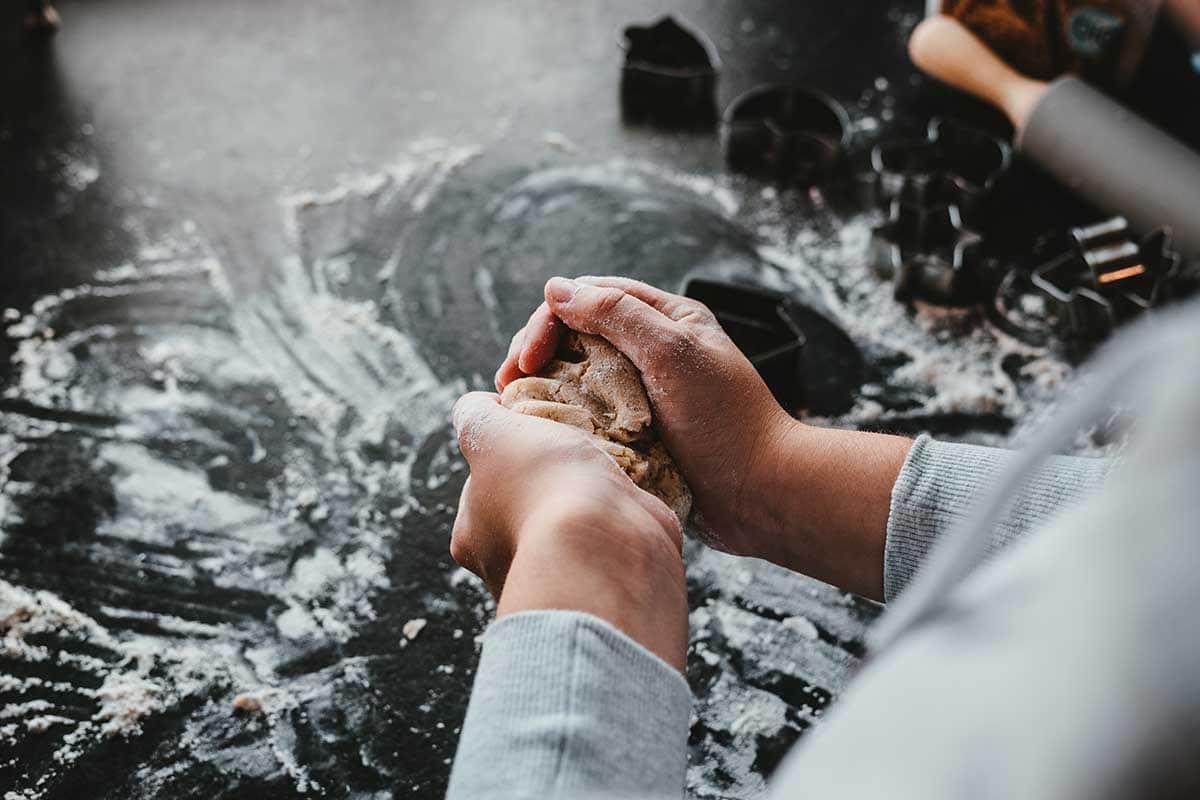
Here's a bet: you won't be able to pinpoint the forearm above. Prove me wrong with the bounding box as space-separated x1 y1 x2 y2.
746 426 1116 603
748 420 912 601
498 508 689 671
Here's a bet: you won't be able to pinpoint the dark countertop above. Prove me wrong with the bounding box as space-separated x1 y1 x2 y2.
2 1 1196 798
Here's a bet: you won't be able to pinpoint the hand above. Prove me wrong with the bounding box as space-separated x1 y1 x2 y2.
496 277 913 600
451 391 689 669
495 276 797 558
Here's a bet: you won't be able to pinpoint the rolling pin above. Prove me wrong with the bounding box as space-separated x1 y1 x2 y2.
909 14 1200 258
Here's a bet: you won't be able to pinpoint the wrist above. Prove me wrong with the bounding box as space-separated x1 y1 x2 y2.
497 494 688 670
741 420 913 600
736 412 810 555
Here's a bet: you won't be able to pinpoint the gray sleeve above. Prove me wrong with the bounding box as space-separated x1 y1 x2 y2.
883 435 1114 602
446 609 692 800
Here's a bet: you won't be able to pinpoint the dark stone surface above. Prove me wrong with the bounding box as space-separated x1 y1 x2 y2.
2 2 1195 799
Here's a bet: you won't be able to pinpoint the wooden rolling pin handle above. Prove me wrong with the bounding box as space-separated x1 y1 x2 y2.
909 14 1048 129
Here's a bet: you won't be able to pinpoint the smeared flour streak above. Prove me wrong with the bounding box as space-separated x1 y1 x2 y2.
0 141 478 797
1 135 1089 799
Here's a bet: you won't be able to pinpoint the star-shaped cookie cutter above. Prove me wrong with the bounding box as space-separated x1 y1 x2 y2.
869 176 987 306
1029 217 1183 358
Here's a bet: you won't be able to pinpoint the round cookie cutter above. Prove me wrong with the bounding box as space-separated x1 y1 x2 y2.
720 85 850 185
870 117 1012 223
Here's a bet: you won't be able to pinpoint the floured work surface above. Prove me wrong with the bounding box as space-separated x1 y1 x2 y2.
0 140 1099 799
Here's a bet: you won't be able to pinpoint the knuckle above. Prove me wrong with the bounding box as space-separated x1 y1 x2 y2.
649 325 695 361
590 287 627 319
452 393 497 455
507 328 525 355
454 419 485 460
685 300 718 325
645 499 684 544
453 412 473 448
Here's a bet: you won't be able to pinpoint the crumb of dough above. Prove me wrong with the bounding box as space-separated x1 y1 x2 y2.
500 331 692 525
232 693 264 716
402 618 427 641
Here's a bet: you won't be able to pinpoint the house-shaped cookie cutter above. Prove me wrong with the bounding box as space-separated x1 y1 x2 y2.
620 16 721 128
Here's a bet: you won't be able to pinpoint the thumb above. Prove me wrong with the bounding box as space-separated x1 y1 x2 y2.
544 277 679 371
452 391 516 463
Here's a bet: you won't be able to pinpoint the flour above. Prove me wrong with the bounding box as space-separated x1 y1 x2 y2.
93 671 166 738
1 132 1087 799
782 616 820 641
0 578 184 787
0 141 484 796
58 152 100 192
541 130 579 154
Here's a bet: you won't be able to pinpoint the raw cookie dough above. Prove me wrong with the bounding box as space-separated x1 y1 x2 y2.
500 331 692 526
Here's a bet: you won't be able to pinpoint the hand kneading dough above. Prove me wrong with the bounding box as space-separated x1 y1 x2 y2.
500 331 692 526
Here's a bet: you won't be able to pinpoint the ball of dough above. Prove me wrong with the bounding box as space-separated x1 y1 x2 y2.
500 331 692 526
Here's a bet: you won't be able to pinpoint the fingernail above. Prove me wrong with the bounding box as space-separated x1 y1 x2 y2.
546 277 578 303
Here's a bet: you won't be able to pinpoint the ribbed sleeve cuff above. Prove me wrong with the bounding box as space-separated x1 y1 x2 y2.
447 610 692 800
884 435 1114 603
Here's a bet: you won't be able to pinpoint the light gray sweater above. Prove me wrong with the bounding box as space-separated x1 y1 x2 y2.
447 304 1200 799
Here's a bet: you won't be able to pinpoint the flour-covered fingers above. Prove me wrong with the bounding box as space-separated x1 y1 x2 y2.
575 276 711 323
455 389 592 471
511 278 701 384
493 328 527 391
542 277 684 371
516 302 562 375
452 391 521 466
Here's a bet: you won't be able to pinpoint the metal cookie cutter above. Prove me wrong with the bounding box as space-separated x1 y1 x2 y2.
620 15 721 128
681 277 865 415
1029 217 1183 358
870 117 1011 223
721 85 850 185
869 179 987 306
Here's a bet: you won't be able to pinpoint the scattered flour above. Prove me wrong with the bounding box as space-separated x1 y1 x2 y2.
0 141 483 796
541 130 578 154
58 153 100 192
0 134 1087 800
0 579 181 789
